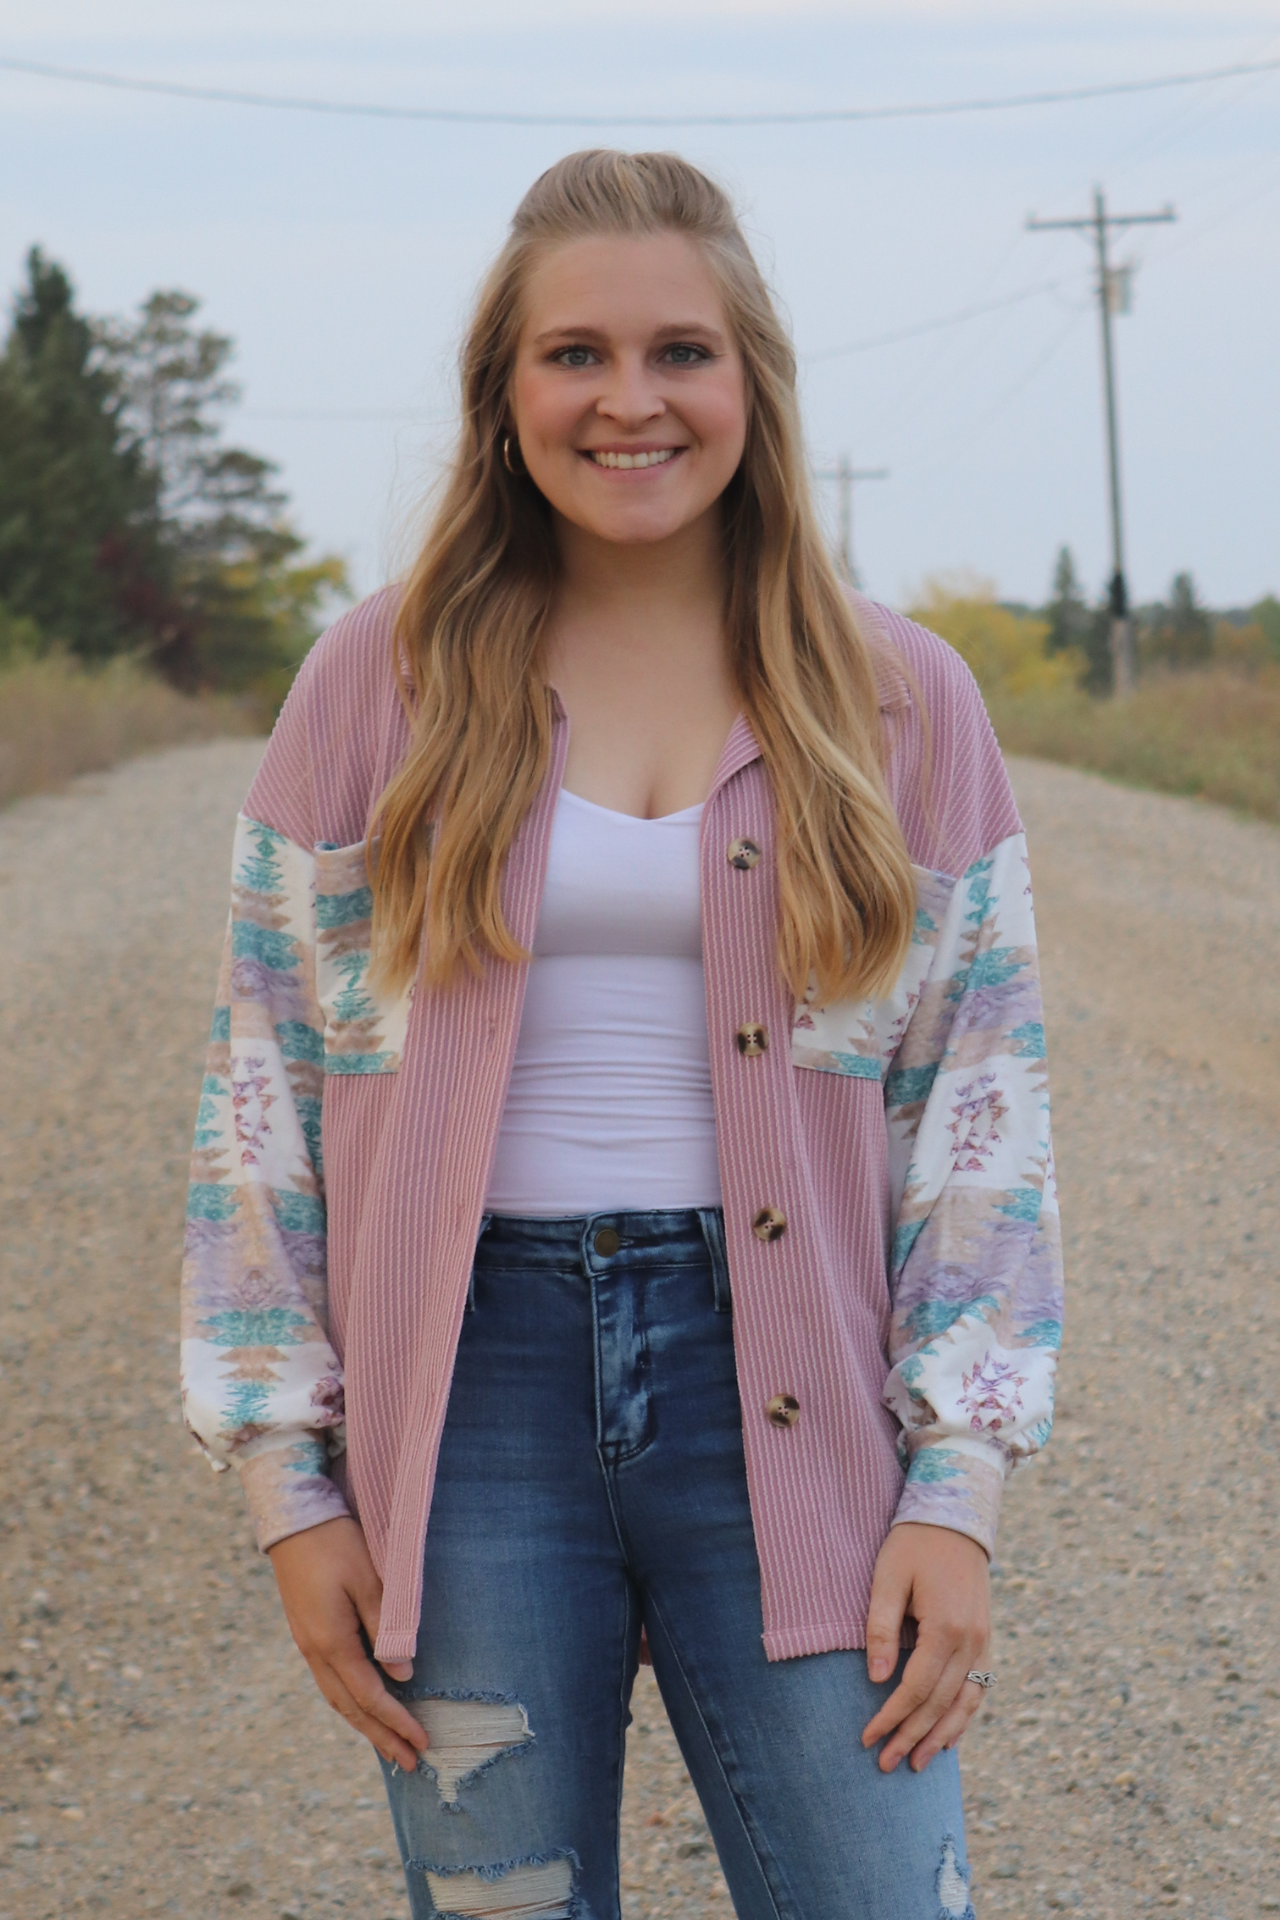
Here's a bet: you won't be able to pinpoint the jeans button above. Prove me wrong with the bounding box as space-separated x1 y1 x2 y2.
593 1226 621 1257
766 1394 800 1428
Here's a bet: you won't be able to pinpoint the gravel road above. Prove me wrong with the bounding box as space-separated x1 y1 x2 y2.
1 739 1278 1920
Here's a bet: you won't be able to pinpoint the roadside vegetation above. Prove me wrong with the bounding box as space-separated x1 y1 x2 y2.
0 248 346 803
1 250 1275 822
0 647 255 808
910 565 1280 824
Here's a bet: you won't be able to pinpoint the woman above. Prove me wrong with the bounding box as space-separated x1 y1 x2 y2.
182 149 1061 1919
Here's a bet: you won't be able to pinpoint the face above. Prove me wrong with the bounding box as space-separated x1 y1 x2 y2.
508 231 748 549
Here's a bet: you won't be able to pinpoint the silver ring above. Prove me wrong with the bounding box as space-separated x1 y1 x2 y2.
965 1670 996 1690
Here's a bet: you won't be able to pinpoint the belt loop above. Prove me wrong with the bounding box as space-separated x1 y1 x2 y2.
698 1207 732 1313
466 1213 493 1313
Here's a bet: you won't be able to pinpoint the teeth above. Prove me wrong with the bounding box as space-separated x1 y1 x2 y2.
589 448 678 470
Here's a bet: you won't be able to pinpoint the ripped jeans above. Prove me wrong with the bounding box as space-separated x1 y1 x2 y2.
380 1208 974 1920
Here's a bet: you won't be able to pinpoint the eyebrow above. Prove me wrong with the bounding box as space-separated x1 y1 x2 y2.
531 321 727 346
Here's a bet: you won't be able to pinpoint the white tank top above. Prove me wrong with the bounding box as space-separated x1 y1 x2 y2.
484 787 723 1216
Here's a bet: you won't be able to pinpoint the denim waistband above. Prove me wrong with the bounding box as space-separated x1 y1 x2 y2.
476 1206 725 1272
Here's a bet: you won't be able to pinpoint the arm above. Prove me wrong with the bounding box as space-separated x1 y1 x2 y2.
863 831 1063 1768
881 830 1061 1542
181 813 426 1764
181 813 352 1545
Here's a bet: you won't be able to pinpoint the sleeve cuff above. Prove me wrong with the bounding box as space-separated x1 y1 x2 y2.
236 1433 352 1553
891 1440 1007 1557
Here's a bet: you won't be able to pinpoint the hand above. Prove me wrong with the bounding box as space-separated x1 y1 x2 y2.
860 1521 991 1773
267 1515 429 1771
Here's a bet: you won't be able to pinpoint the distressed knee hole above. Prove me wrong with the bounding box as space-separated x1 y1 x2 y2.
405 1697 533 1805
936 1835 975 1920
422 1855 574 1920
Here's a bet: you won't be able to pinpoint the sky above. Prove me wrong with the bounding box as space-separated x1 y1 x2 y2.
2 1 1278 610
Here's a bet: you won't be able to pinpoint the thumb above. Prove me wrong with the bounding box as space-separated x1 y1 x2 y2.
865 1548 911 1685
350 1561 413 1683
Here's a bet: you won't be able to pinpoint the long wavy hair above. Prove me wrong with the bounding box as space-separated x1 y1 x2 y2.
371 148 916 1005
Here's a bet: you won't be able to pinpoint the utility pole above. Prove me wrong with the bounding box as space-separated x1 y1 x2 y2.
1027 186 1174 694
815 456 889 587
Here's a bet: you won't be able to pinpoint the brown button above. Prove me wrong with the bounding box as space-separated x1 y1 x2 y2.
727 837 761 871
593 1227 621 1257
736 1022 768 1057
752 1206 787 1242
766 1393 800 1429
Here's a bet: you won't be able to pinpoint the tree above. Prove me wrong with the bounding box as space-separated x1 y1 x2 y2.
1045 546 1090 656
1142 572 1212 670
1040 545 1111 693
1251 594 1280 661
96 290 348 689
0 252 347 690
0 249 162 659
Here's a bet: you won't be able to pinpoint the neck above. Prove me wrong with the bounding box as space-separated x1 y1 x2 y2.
550 505 726 632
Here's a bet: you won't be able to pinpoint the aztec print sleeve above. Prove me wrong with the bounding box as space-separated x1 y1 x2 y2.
180 815 352 1552
880 831 1062 1556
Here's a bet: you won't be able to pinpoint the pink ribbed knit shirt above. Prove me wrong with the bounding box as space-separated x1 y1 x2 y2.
180 587 1062 1665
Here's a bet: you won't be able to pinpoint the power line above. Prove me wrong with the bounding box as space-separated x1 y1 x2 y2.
2 50 1279 128
805 279 1065 362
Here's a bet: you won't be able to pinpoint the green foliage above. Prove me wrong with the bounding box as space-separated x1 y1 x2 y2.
0 251 348 691
0 249 161 661
1045 546 1089 655
908 573 1082 697
0 597 44 666
1139 571 1212 670
1043 544 1111 693
1250 594 1280 660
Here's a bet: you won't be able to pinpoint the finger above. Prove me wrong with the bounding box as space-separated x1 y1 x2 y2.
381 1660 414 1682
877 1651 976 1772
907 1680 988 1771
332 1648 430 1754
864 1560 911 1686
307 1659 424 1771
861 1633 950 1749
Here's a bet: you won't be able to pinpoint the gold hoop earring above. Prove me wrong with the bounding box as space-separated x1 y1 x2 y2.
502 434 524 476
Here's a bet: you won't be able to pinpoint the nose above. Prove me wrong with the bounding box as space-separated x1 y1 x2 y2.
595 351 666 430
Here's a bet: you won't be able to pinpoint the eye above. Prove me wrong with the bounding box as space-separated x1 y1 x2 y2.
661 342 710 366
552 345 598 369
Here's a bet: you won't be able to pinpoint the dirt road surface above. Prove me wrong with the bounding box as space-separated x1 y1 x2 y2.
2 740 1278 1920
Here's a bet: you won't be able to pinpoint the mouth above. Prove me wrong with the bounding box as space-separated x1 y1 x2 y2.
582 447 683 471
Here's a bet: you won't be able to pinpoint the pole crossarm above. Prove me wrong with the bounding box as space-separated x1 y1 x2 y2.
1026 208 1175 232
814 461 889 586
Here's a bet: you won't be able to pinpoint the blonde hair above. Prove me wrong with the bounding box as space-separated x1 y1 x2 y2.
372 149 916 1004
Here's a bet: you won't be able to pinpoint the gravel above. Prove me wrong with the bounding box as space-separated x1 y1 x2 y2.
0 739 1276 1920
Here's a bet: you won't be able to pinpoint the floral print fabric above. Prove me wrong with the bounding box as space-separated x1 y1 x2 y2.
183 817 1058 1559
182 817 351 1547
796 831 1059 1549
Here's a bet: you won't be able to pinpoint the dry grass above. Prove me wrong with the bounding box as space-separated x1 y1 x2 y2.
986 665 1280 822
0 653 259 808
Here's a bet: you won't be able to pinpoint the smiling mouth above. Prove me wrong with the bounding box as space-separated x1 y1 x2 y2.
585 448 682 470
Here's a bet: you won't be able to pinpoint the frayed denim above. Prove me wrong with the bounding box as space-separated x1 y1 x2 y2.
380 1209 974 1920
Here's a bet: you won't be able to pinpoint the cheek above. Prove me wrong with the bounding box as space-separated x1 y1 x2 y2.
688 376 748 466
511 366 577 446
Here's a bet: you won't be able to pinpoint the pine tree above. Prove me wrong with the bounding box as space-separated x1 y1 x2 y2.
1142 572 1212 669
1045 547 1090 656
0 249 163 659
96 289 346 689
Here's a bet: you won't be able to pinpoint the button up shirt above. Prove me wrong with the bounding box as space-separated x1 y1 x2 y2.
180 587 1062 1665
